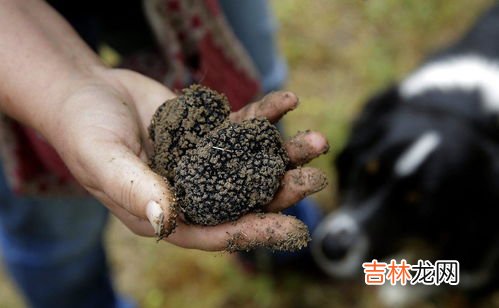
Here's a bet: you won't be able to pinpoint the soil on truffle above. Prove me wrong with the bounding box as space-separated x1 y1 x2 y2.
149 84 230 182
174 118 289 225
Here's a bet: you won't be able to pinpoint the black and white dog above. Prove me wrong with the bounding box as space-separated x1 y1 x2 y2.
312 3 499 302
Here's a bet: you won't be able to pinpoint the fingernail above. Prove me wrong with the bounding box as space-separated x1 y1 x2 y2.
305 132 329 154
321 142 330 154
304 131 329 154
309 170 328 193
283 91 299 109
146 200 164 236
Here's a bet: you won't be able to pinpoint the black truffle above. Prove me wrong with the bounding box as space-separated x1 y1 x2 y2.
149 84 230 181
174 118 289 225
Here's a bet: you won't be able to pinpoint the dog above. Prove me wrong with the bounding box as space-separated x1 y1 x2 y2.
312 4 499 304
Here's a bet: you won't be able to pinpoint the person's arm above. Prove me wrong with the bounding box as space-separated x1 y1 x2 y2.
0 0 108 132
0 0 329 251
0 0 178 235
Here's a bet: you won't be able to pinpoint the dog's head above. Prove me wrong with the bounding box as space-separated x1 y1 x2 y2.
312 86 499 278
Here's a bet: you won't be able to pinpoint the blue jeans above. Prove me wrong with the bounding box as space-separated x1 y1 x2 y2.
0 172 119 307
0 1 302 307
219 0 288 93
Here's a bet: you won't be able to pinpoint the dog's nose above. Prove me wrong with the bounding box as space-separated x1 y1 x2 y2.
320 228 358 261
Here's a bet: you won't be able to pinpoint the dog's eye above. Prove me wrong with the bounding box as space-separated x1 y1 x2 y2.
405 191 422 204
365 159 380 175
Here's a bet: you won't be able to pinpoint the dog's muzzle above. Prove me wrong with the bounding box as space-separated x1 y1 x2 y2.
312 210 369 278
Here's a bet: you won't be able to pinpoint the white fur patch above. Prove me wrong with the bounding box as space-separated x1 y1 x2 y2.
312 211 369 278
395 131 441 177
378 283 437 307
328 212 359 234
400 55 499 113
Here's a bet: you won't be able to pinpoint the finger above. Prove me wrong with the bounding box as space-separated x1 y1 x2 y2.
88 187 156 237
285 131 329 166
166 213 310 252
86 142 177 238
266 167 328 213
230 91 299 123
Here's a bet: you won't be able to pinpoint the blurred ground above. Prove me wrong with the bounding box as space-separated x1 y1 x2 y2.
0 0 497 307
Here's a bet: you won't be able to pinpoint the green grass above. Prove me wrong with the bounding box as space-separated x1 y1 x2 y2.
0 1 496 307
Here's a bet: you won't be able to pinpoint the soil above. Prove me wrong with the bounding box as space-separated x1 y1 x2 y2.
174 118 289 225
288 130 330 167
225 215 311 252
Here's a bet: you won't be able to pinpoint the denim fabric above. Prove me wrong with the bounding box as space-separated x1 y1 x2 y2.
0 170 119 308
219 0 288 92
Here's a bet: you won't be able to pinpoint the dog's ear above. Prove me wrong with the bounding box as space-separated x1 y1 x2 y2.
348 85 400 149
353 84 400 132
335 85 400 189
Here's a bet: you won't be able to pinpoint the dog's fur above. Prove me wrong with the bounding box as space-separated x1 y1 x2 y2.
312 4 499 303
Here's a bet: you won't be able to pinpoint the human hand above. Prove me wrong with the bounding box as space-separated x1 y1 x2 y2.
47 68 328 251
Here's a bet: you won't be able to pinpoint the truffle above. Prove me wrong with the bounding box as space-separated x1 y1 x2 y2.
149 84 230 181
174 118 289 225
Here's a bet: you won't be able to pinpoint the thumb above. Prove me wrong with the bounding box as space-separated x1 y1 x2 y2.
86 143 177 238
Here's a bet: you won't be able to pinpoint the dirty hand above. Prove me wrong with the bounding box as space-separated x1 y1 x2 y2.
48 68 328 251
0 0 328 251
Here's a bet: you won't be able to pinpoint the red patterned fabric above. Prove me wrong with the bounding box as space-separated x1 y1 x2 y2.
0 0 261 195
